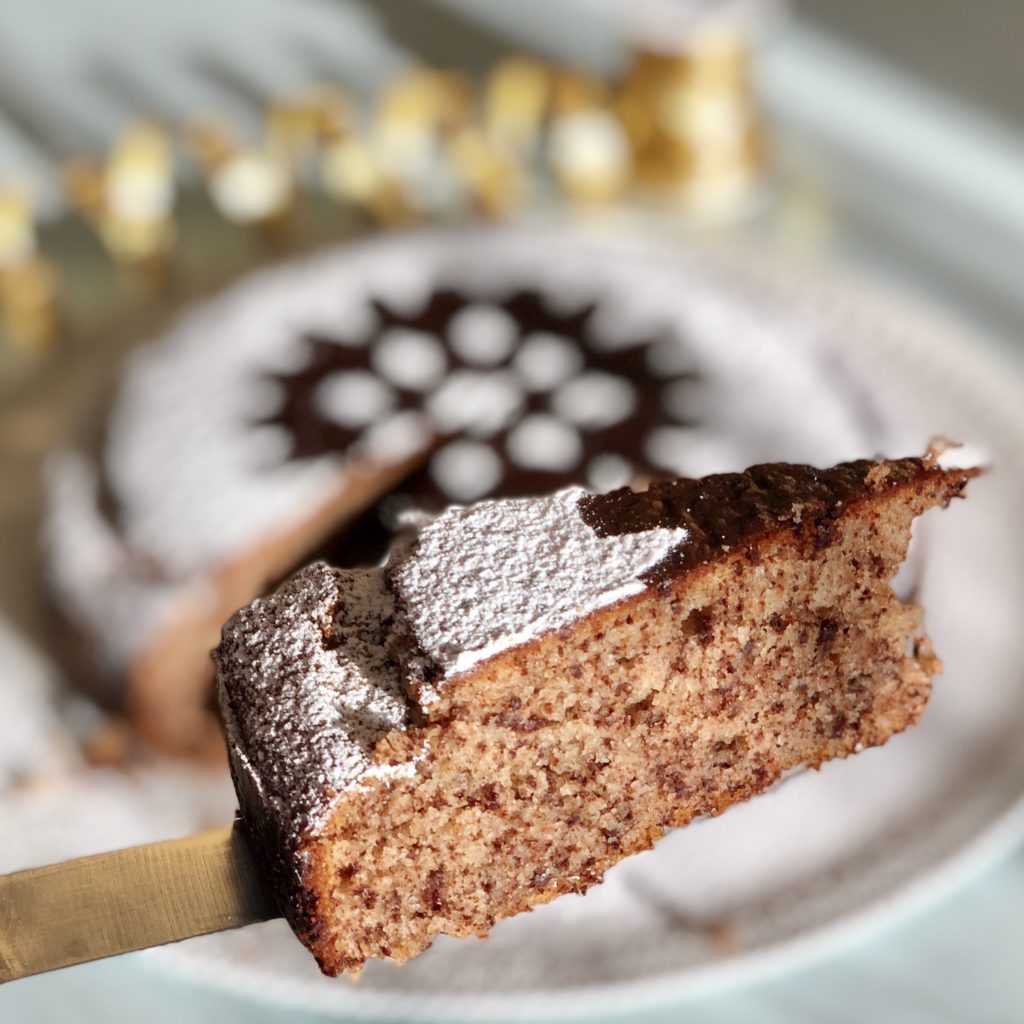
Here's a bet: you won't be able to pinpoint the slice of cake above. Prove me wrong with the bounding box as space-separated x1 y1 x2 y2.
214 453 976 975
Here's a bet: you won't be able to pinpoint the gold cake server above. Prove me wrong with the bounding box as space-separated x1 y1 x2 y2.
0 820 277 983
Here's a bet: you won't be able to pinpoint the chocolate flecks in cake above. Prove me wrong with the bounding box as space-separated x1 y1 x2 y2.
260 287 700 516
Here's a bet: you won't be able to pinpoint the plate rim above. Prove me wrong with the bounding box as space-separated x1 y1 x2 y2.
79 222 1024 1019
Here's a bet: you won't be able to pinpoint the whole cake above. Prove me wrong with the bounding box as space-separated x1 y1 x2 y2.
44 228 884 753
44 228 889 754
215 453 975 975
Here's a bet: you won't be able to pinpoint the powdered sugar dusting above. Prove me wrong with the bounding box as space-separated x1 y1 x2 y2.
387 488 689 697
42 452 188 676
215 563 411 842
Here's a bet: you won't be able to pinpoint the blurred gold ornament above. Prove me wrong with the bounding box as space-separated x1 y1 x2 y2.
0 186 37 268
616 17 762 219
105 124 175 223
686 28 750 91
377 69 472 139
448 128 525 218
657 80 753 149
266 99 321 173
370 69 471 215
0 259 60 355
183 120 235 173
483 57 551 156
548 108 631 204
320 135 414 226
617 53 689 187
185 119 293 229
63 123 176 268
301 82 427 223
538 61 631 205
0 186 60 354
268 85 355 173
209 152 292 225
550 70 609 116
309 85 356 143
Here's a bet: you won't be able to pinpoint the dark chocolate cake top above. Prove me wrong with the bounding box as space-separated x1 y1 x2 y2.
579 456 970 584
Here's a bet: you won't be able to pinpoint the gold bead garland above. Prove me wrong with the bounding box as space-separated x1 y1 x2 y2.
0 186 60 354
1 31 764 364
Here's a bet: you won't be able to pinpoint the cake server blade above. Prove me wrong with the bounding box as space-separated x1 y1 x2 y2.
0 819 277 983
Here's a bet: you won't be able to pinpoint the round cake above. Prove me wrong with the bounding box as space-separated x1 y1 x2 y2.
43 225 887 755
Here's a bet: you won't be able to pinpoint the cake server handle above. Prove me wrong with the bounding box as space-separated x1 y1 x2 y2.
0 819 278 983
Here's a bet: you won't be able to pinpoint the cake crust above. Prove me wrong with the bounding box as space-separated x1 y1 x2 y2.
214 454 976 973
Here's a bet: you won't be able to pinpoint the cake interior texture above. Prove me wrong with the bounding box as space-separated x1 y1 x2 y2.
215 457 975 975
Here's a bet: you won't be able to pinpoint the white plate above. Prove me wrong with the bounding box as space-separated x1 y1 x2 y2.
4 229 1023 1022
